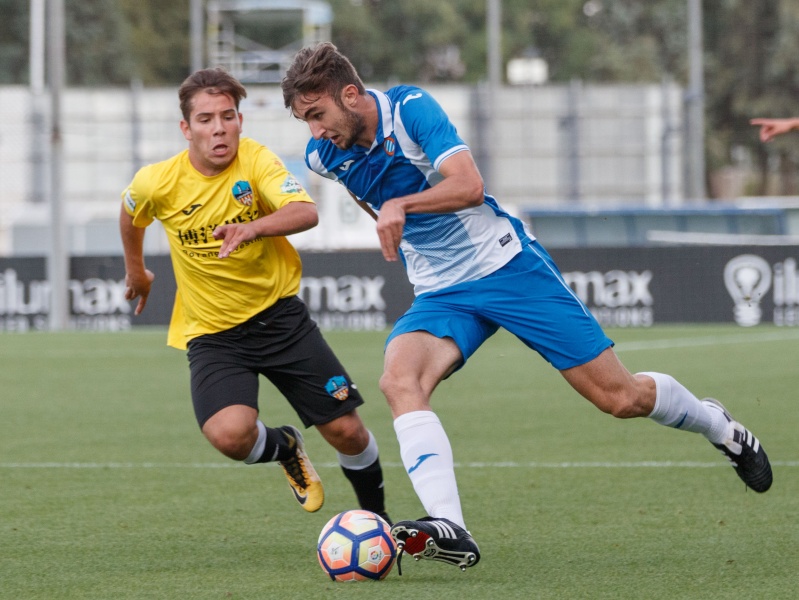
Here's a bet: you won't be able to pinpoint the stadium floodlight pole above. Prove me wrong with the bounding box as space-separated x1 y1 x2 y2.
485 0 501 191
30 0 45 93
47 0 69 331
487 0 501 90
190 0 204 73
685 0 706 202
30 0 47 206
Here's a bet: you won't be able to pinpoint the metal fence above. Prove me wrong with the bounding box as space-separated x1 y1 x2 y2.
0 80 686 256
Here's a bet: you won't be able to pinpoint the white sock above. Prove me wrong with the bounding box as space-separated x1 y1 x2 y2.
641 371 729 444
393 410 466 528
337 430 379 470
244 420 274 464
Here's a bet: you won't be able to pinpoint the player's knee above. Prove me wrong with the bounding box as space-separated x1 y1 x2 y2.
379 370 434 418
377 370 394 398
616 392 652 418
317 412 369 454
378 369 414 401
203 424 252 460
327 416 366 445
595 389 647 419
607 400 640 419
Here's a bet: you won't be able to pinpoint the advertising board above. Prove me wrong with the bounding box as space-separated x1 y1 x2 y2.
2 246 797 331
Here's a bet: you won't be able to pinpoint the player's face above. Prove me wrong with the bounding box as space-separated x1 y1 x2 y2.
293 92 367 150
180 91 243 176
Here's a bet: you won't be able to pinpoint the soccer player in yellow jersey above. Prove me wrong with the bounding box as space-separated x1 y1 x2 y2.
119 67 389 520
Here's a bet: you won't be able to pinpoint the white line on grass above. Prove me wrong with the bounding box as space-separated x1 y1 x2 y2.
1 461 797 469
615 329 799 352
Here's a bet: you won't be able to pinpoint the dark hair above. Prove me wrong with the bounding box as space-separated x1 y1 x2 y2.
178 67 247 121
281 42 365 115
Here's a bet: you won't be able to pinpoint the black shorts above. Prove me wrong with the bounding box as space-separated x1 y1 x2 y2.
186 296 364 429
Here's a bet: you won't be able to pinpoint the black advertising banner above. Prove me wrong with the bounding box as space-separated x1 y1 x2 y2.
298 251 414 330
0 257 48 332
0 255 176 332
1 246 798 331
548 246 799 328
0 253 410 332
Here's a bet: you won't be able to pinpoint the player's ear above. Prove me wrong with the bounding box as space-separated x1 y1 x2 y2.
341 84 359 108
180 119 192 141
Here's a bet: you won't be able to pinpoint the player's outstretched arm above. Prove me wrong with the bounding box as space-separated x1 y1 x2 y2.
213 201 319 258
119 205 154 315
750 117 799 143
375 150 484 262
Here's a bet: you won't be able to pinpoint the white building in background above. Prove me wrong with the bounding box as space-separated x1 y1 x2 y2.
0 81 684 256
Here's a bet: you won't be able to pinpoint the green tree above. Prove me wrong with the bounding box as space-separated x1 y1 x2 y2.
577 0 688 82
327 0 692 85
118 0 191 85
3 0 799 194
330 0 471 82
704 0 799 194
66 0 133 85
0 0 189 86
0 0 31 84
502 0 595 82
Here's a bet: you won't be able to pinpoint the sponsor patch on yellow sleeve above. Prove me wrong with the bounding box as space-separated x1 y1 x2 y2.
124 189 136 212
280 175 304 194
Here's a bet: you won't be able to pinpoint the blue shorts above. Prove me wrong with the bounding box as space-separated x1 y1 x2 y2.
386 241 613 371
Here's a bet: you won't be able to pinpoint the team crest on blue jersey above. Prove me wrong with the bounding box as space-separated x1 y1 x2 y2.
325 375 350 401
383 137 396 156
232 181 253 206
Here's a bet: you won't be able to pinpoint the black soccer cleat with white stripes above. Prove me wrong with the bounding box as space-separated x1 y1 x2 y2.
390 517 480 571
704 398 773 493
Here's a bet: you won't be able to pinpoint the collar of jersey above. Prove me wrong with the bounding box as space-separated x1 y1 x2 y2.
367 89 394 153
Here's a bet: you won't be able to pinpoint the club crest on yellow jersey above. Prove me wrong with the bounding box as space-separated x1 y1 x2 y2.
232 180 254 206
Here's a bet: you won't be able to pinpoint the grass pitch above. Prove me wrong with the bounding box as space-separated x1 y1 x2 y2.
1 325 798 599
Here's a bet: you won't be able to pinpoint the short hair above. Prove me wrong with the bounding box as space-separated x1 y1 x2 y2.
178 68 247 122
281 42 366 115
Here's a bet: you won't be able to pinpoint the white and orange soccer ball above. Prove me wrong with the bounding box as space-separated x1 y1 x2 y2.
317 510 397 581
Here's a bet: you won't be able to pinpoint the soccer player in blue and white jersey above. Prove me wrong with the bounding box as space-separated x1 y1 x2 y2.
282 43 772 571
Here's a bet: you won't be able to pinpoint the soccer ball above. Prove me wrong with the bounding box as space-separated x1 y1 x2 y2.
317 509 397 581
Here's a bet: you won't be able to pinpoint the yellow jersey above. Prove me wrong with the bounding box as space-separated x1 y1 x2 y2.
122 137 314 349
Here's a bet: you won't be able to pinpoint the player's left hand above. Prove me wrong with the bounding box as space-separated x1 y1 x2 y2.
376 201 406 261
213 222 256 258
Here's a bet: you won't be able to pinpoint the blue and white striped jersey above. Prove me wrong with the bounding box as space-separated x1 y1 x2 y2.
304 85 535 295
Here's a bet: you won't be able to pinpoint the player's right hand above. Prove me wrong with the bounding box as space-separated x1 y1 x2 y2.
376 200 406 262
213 222 256 259
750 118 797 143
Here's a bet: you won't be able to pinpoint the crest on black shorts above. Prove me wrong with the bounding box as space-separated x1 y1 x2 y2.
325 375 350 401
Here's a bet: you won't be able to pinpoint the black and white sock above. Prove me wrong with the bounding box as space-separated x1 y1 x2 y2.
338 430 387 516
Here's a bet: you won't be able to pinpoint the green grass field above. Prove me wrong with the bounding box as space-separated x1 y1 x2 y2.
2 325 798 599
